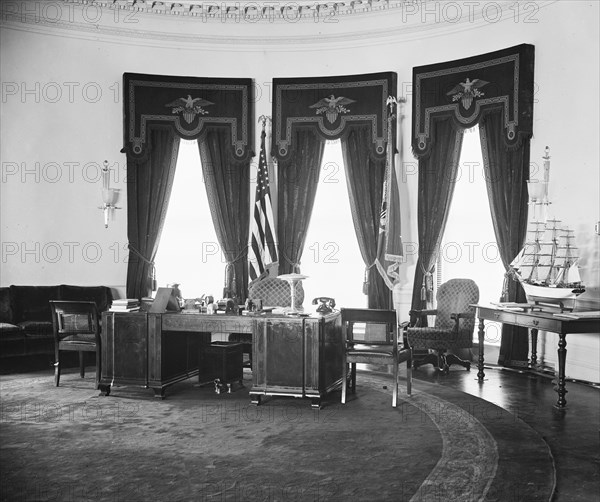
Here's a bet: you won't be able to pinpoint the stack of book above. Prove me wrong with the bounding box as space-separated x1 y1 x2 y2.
109 299 141 312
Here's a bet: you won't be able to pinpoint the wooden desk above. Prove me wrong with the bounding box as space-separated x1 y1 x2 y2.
99 312 254 398
99 311 343 407
250 312 343 409
474 304 600 409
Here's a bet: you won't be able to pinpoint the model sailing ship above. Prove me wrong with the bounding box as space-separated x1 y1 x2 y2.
509 147 585 307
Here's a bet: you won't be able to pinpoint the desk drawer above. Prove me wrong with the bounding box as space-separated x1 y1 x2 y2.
485 310 517 325
518 316 558 332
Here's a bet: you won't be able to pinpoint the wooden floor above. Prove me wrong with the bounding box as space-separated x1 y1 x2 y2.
412 361 600 502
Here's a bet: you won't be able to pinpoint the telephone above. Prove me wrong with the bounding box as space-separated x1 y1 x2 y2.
312 297 336 314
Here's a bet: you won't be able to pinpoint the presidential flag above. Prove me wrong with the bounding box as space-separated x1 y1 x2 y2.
249 128 278 281
375 98 404 289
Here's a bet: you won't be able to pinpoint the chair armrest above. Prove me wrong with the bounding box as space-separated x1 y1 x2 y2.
409 309 438 317
450 312 475 320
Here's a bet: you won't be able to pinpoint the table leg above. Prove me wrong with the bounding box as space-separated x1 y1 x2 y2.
530 328 538 367
477 317 485 381
554 332 568 409
98 383 111 397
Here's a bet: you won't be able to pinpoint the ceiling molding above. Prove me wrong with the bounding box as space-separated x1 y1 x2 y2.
1 0 558 49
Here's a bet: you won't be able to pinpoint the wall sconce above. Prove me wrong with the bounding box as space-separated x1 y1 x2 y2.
99 160 120 228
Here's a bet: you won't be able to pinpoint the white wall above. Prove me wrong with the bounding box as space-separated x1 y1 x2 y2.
1 0 598 380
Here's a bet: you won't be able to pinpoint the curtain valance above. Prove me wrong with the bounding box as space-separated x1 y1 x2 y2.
122 73 254 163
412 44 534 158
271 72 396 162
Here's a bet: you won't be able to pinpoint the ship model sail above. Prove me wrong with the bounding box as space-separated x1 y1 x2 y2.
509 147 585 306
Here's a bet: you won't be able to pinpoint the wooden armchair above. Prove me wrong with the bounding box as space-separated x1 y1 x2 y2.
341 308 412 408
405 278 479 374
50 301 101 388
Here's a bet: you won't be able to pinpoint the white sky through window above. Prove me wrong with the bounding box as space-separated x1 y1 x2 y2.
440 127 505 344
154 139 225 300
300 140 366 309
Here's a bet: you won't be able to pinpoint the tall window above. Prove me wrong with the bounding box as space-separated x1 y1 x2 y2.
154 140 224 300
438 127 505 344
301 140 366 308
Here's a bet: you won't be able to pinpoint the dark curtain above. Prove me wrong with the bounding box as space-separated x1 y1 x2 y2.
126 126 180 299
410 117 464 316
341 125 389 309
277 128 326 275
480 109 531 366
199 127 251 302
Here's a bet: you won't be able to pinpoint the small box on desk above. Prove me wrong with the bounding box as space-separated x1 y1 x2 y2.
198 342 244 387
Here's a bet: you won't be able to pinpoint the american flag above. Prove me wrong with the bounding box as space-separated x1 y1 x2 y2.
249 129 278 281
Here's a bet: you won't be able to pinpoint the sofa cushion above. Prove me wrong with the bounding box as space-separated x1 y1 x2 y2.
0 287 16 324
10 286 61 323
59 285 113 312
18 320 53 337
0 323 22 340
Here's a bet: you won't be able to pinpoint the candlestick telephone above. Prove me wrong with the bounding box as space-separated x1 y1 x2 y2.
312 297 336 314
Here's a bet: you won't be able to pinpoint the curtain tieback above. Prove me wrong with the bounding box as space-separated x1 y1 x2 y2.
500 270 512 302
363 262 376 295
128 244 156 291
280 249 300 273
421 272 433 302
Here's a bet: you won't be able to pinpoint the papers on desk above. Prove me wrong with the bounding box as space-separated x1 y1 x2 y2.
490 302 535 312
552 311 600 320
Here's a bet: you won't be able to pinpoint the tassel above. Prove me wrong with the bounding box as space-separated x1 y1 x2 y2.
500 271 511 302
363 267 369 295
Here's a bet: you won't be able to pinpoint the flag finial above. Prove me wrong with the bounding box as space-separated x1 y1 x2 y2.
258 115 271 131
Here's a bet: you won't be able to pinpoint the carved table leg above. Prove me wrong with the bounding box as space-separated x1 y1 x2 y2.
530 327 538 367
477 317 485 381
554 332 568 409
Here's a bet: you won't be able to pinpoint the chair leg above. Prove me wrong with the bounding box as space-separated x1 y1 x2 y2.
54 358 61 387
350 363 356 394
95 349 101 390
341 359 348 404
406 360 412 396
392 362 399 408
79 351 85 378
446 353 471 370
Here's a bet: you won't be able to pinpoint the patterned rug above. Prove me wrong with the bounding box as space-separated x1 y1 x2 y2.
0 370 554 501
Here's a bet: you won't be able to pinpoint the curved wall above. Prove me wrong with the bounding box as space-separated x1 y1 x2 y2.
1 0 598 379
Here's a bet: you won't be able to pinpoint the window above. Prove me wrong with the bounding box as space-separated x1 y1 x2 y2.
438 127 505 344
156 139 373 309
300 140 366 309
154 140 225 300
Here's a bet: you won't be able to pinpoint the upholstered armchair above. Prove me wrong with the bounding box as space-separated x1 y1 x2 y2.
405 278 479 374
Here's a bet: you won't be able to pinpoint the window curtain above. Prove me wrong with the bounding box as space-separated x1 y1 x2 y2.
126 126 180 299
276 128 326 275
410 117 464 317
198 126 251 302
480 109 530 366
341 124 389 309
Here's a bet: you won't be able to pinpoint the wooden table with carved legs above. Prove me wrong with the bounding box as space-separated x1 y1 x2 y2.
473 304 599 409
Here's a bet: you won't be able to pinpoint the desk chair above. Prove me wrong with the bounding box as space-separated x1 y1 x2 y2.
50 301 101 388
405 278 479 374
341 308 412 408
229 277 304 366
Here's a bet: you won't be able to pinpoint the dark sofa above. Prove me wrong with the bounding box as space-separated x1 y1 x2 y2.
0 285 113 358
